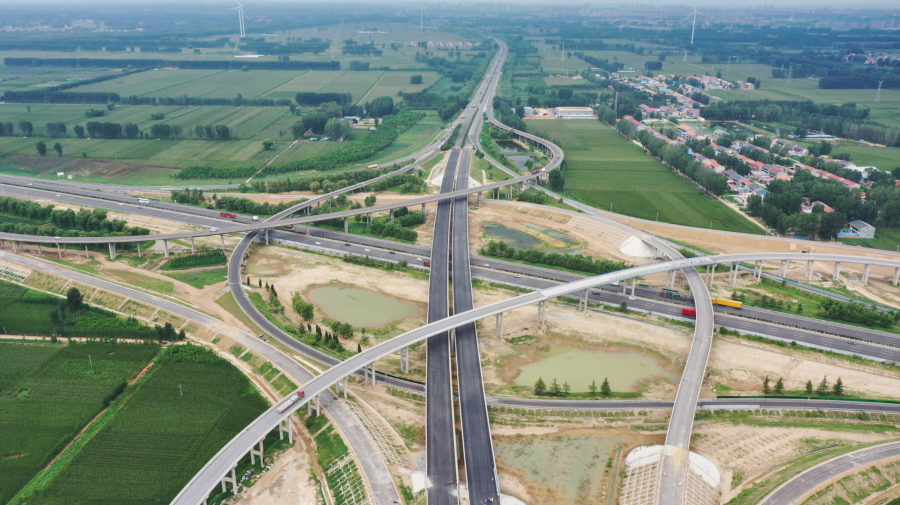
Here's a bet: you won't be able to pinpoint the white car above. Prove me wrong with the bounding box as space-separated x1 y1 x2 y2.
210 227 218 232
54 236 61 240
364 248 370 252
482 263 489 267
315 242 321 245
417 258 423 261
118 203 124 206
55 194 60 197
515 274 521 278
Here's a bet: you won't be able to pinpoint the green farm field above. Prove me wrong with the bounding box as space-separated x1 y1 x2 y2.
524 119 763 234
0 341 159 504
12 344 273 505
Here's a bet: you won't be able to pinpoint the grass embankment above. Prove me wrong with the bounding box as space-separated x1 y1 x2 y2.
524 119 763 235
164 268 228 289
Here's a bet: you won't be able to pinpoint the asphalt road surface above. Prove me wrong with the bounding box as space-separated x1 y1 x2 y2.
760 441 900 504
425 145 460 505
452 145 500 505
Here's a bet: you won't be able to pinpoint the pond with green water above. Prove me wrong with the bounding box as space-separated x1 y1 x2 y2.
309 286 422 327
483 223 580 254
513 345 681 392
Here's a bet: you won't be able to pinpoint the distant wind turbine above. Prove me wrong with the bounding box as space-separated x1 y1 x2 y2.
683 5 702 45
232 2 246 39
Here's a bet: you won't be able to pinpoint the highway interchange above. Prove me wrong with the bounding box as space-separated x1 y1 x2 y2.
3 40 900 505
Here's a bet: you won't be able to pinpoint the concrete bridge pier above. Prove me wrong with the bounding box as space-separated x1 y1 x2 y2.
893 267 900 286
728 263 737 283
370 361 377 386
249 440 264 468
421 203 426 214
335 376 349 398
862 264 871 284
495 312 504 339
265 228 269 246
0 240 4 248
163 239 169 258
666 269 676 289
780 260 787 278
191 237 195 254
84 244 89 258
220 235 226 253
478 192 483 205
631 277 637 297
344 217 349 233
279 418 293 444
57 244 62 259
754 261 762 282
136 242 141 258
706 264 713 288
108 243 116 260
581 289 588 311
390 210 394 223
400 347 410 373
37 243 42 256
833 262 842 281
220 467 237 494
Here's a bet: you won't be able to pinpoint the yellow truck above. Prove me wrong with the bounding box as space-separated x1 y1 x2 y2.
712 298 743 309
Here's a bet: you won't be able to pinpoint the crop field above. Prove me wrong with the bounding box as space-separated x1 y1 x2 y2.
359 71 442 103
524 119 763 234
0 341 159 504
366 111 444 164
827 145 900 170
164 268 227 289
22 345 271 505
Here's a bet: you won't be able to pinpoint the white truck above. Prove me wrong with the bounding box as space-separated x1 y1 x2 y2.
277 390 306 413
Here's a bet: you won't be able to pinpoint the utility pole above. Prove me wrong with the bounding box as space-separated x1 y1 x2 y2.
787 65 793 85
88 355 93 368
614 91 618 118
876 80 883 103
179 385 183 397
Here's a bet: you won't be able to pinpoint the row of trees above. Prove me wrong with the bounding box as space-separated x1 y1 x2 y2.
5 57 341 71
368 173 427 194
260 109 424 177
818 299 897 328
213 196 305 216
632 129 729 196
480 240 629 275
763 375 844 396
533 377 612 396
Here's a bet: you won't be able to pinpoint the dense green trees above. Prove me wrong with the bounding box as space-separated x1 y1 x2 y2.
818 299 897 328
45 122 67 138
635 131 729 196
480 240 629 274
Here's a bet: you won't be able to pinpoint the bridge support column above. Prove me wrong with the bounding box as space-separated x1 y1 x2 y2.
191 237 195 254
56 244 62 259
220 467 237 494
279 418 293 444
163 239 169 258
371 361 377 386
894 267 900 286
390 210 394 223
728 263 736 284
631 277 637 296
666 269 675 289
400 347 410 373
478 192 483 205
136 242 141 258
307 224 310 236
265 228 269 246
108 243 116 259
36 243 42 255
249 439 264 468
496 312 504 339
833 262 842 281
754 261 762 283
421 203 426 214
367 214 371 227
706 264 712 288
336 376 349 398
581 289 588 311
84 244 89 258
344 217 349 233
0 240 4 249
863 264 871 284
220 235 226 252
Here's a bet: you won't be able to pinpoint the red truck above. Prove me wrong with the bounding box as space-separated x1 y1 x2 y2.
220 212 237 219
423 261 431 267
682 307 697 317
277 390 305 413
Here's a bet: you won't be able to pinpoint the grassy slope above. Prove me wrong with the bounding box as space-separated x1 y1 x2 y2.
525 119 763 234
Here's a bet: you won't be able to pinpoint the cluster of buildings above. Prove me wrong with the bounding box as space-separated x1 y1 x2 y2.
614 74 704 119
409 41 479 49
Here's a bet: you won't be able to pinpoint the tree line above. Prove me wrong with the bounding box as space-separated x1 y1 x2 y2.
259 109 424 178
480 240 629 275
631 129 730 197
214 196 306 217
0 199 150 238
4 57 341 71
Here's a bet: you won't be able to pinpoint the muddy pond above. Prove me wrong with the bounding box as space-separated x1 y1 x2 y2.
483 223 580 254
495 431 634 504
308 286 422 328
513 346 681 392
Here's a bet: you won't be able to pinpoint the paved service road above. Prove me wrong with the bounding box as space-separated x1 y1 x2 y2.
760 441 900 504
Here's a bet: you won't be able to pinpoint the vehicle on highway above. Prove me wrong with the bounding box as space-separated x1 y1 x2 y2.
118 203 123 206
848 341 857 345
364 248 370 252
515 274 521 278
276 390 305 413
210 227 218 232
345 243 351 246
366 164 378 169
712 297 743 309
417 258 423 261
389 251 395 254
54 236 60 240
315 241 321 245
482 263 489 267
661 288 689 301
682 307 697 317
137 198 150 204
252 216 259 221
220 212 237 219
423 261 431 267
56 194 60 196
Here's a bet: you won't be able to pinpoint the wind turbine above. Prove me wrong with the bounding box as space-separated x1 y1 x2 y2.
683 5 701 45
233 2 245 39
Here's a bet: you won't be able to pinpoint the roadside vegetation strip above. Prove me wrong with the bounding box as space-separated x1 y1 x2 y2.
11 344 289 505
0 341 160 505
161 250 227 270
